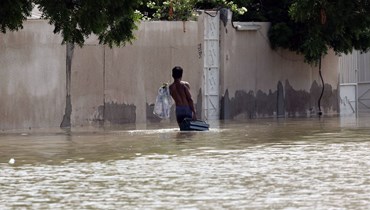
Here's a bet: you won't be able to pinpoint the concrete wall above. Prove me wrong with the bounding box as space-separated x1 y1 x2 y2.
70 21 203 127
220 14 339 118
0 20 66 131
0 12 340 131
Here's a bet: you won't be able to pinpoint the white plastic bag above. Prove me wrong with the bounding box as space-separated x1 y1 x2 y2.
153 84 173 119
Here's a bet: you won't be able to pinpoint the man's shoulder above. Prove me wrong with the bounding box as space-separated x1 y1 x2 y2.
181 81 190 89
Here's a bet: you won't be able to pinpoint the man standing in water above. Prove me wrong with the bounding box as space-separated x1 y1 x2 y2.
169 66 197 126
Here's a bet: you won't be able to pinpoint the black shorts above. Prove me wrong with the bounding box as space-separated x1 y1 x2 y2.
176 106 192 124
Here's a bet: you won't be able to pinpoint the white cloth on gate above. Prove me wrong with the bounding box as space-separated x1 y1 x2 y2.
153 84 173 119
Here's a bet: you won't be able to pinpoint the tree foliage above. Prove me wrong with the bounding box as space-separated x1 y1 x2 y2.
2 0 370 63
244 0 370 64
138 0 247 21
286 0 370 64
1 0 141 47
0 0 32 33
34 0 141 47
1 0 247 46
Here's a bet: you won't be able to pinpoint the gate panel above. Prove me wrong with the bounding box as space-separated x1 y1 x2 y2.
358 82 370 113
340 84 357 117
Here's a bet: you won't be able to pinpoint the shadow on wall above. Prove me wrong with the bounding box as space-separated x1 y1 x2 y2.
221 80 338 119
92 82 338 124
98 102 136 124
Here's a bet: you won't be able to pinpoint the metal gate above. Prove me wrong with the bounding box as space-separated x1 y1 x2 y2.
358 82 370 114
339 83 357 117
339 51 370 117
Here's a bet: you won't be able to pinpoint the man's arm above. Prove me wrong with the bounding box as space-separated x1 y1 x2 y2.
183 84 196 120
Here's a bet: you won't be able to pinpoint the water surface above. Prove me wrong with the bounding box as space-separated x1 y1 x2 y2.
1 117 370 209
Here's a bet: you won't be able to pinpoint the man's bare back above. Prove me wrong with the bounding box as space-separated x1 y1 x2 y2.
169 66 196 124
169 81 192 107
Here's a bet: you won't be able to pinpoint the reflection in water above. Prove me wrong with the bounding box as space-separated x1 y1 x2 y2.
1 117 370 209
175 131 197 142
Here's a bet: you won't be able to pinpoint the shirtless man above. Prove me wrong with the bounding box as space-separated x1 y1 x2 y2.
169 66 197 126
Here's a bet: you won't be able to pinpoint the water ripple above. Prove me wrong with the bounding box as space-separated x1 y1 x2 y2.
1 118 370 209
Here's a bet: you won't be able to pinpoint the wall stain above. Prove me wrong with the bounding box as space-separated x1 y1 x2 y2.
285 80 311 116
196 88 202 119
98 102 136 124
197 43 202 59
221 80 338 119
256 89 276 117
277 81 285 117
221 89 256 119
90 105 105 126
220 8 229 33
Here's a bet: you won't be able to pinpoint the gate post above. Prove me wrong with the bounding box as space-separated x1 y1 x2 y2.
203 11 220 122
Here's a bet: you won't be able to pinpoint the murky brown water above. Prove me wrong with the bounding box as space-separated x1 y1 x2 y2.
1 117 370 209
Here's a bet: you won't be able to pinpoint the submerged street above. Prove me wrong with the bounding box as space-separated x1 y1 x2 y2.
1 117 370 209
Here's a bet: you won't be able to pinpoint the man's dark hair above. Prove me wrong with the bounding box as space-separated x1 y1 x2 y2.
172 66 183 79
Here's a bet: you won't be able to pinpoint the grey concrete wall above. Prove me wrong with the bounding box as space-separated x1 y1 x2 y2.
70 21 203 127
0 13 340 131
220 16 339 119
0 20 66 131
104 21 203 125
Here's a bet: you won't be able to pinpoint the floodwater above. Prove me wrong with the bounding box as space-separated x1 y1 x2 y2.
1 117 370 209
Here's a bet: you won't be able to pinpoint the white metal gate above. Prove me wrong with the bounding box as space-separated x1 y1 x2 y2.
339 51 370 117
358 82 370 114
339 83 357 117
